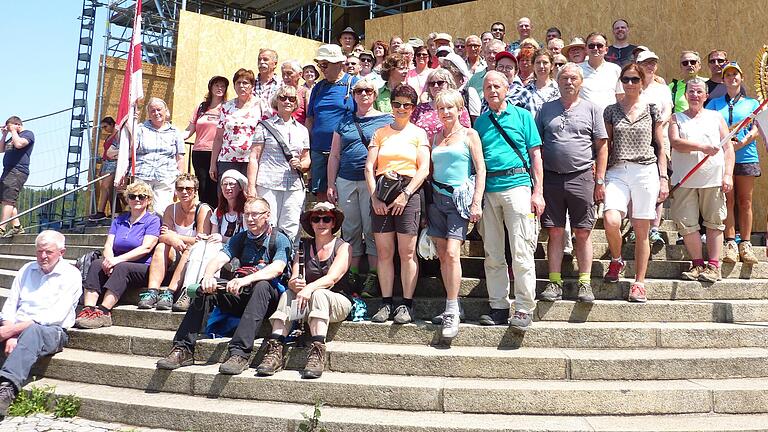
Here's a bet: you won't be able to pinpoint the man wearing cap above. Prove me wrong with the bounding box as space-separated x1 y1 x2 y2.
338 27 358 55
536 63 608 303
579 32 623 111
563 38 587 64
254 49 282 116
434 33 453 50
480 51 534 113
606 19 637 67
669 50 702 113
475 70 543 331
306 44 359 201
345 54 361 77
467 39 506 98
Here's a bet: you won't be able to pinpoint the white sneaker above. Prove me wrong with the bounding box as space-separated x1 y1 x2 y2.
441 312 460 339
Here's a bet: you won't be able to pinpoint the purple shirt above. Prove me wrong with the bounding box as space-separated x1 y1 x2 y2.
108 212 161 264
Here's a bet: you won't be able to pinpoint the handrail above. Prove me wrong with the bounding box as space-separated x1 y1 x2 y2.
0 173 110 227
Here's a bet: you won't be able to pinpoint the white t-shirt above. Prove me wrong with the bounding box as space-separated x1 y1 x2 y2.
671 109 724 188
580 60 623 111
210 209 244 242
640 81 674 155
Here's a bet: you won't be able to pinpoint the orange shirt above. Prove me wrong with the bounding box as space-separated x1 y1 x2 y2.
369 123 429 177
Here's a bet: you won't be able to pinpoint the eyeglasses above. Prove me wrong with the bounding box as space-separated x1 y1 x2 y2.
495 65 516 73
428 80 447 87
311 215 334 224
416 53 430 58
587 43 605 49
391 101 414 109
235 80 252 87
317 62 330 69
709 58 727 64
221 181 239 188
554 63 566 68
127 194 148 201
175 186 196 193
620 76 641 84
244 210 269 219
354 88 375 95
278 95 297 102
467 43 481 48
681 60 698 66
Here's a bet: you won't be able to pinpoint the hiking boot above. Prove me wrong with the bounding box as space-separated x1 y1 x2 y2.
603 259 625 283
392 304 414 324
156 346 194 370
172 289 191 312
302 341 326 379
576 281 595 303
88 212 107 221
722 241 739 263
137 289 159 309
698 263 721 283
74 307 112 329
431 303 465 325
256 339 285 376
649 229 665 246
371 303 392 323
538 282 563 301
441 312 460 339
508 311 532 332
628 283 647 303
739 241 759 265
478 308 510 326
219 354 250 375
360 273 379 298
155 289 174 311
681 264 706 281
2 225 23 238
0 381 17 416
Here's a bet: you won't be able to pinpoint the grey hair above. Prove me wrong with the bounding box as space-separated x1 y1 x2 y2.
556 62 584 81
679 50 701 62
36 230 65 249
145 97 170 118
281 60 302 72
487 39 506 51
352 77 380 96
685 76 708 93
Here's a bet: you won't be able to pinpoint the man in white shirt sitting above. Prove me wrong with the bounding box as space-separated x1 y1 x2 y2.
0 230 82 416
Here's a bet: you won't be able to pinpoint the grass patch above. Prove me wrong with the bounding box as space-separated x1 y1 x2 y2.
8 385 80 418
297 401 327 432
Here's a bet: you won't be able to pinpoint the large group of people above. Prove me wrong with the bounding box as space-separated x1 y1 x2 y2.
9 17 764 384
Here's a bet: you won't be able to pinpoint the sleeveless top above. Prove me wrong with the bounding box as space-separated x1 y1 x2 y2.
173 203 198 237
302 238 345 289
431 130 473 197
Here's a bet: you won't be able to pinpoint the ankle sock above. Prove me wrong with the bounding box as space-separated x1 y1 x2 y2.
548 272 562 286
708 259 720 268
97 305 111 314
311 335 326 344
382 297 393 305
578 273 591 284
693 259 705 267
612 257 624 264
725 237 735 243
402 298 413 308
445 299 459 315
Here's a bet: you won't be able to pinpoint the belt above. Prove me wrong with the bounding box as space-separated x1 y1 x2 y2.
487 167 528 178
431 179 455 194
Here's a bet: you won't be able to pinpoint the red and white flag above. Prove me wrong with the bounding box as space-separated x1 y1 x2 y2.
114 0 144 186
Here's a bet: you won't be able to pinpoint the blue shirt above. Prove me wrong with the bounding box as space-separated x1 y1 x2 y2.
335 112 393 181
108 212 161 264
475 103 541 193
707 95 760 164
134 121 185 182
223 229 292 278
3 130 34 174
307 74 358 152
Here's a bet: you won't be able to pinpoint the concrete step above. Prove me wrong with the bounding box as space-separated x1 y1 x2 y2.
29 351 768 416
0 243 100 260
0 233 108 246
65 321 768 354
32 378 768 432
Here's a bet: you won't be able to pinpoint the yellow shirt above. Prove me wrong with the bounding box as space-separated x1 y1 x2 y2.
369 123 429 177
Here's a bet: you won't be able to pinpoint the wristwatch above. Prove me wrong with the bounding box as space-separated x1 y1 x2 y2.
402 189 413 199
595 178 605 185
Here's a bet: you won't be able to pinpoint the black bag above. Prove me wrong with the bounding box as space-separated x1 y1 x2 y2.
375 172 404 204
75 250 102 284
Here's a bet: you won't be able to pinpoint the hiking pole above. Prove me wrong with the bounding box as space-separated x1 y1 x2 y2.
668 97 768 196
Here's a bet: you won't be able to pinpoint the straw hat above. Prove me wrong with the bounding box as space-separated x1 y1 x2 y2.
300 202 344 237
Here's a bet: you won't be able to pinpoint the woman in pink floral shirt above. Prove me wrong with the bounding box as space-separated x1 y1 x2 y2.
209 68 263 183
410 68 471 143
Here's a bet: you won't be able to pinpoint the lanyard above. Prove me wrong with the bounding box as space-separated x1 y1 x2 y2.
726 93 742 126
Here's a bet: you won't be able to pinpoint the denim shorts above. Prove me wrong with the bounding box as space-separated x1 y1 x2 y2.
427 190 468 241
101 159 117 174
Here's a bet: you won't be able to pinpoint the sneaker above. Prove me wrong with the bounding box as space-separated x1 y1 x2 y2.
256 339 285 376
172 289 191 312
371 303 393 323
649 229 665 246
74 307 112 329
681 264 706 281
431 303 465 325
88 212 107 221
137 289 159 309
0 381 17 416
219 354 250 375
739 241 759 265
441 312 460 339
538 282 563 301
576 281 595 303
508 311 532 332
723 241 739 263
478 308 510 326
627 230 636 243
392 304 414 324
603 259 625 283
155 290 174 311
1 225 23 238
156 346 194 370
302 341 326 379
628 283 647 303
698 263 721 283
360 273 379 298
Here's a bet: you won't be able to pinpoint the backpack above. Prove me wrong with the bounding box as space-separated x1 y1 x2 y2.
75 250 102 284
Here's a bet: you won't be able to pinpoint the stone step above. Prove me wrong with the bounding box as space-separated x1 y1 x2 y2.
32 378 768 432
29 352 768 416
65 321 768 353
0 244 100 260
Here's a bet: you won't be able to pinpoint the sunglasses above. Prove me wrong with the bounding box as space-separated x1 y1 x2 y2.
681 60 698 66
455 45 465 49
278 95 297 102
175 186 196 193
428 80 447 87
416 53 430 58
127 194 148 201
317 62 330 69
491 28 504 32
620 76 641 84
391 101 415 109
587 43 605 49
360 58 373 63
554 63 566 68
344 62 359 67
311 215 335 224
354 88 375 95
709 58 727 64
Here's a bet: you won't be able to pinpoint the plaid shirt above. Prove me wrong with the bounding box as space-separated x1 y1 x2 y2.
480 77 534 114
253 74 282 118
133 121 184 182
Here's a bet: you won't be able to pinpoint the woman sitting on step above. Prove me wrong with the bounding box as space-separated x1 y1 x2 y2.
256 202 352 379
76 181 161 329
137 173 212 312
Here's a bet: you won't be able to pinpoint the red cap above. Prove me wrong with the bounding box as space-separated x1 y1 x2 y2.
495 51 517 64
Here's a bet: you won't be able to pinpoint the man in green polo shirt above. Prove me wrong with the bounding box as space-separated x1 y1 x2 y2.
474 70 544 332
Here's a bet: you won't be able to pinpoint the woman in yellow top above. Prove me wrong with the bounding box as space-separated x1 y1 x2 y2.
364 84 430 325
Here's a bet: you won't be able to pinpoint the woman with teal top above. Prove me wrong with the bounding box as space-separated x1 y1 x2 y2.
327 77 394 296
426 89 485 339
707 61 761 264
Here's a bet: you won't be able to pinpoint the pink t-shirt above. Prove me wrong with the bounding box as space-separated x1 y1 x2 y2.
410 103 472 143
189 104 221 152
406 68 432 99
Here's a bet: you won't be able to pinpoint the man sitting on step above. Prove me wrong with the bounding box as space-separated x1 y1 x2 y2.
156 197 292 376
0 230 82 416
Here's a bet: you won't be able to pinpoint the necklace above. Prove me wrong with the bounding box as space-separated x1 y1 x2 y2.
442 125 464 142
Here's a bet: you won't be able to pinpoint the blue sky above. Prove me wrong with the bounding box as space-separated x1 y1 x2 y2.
1 1 107 187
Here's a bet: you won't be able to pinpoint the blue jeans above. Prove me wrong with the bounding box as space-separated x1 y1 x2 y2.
0 323 67 389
